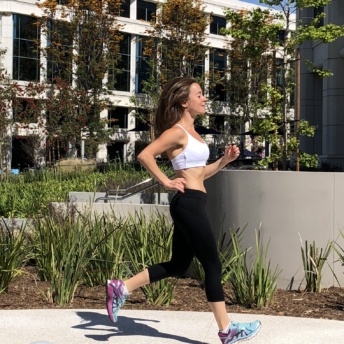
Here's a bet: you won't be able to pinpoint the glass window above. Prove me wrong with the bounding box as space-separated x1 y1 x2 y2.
108 107 129 128
116 33 131 91
135 36 150 93
276 58 283 88
46 20 73 83
277 30 286 46
194 57 205 81
314 6 324 27
120 0 130 18
210 48 227 101
107 142 125 162
137 0 156 21
109 0 130 17
209 114 225 132
13 14 40 81
210 15 226 35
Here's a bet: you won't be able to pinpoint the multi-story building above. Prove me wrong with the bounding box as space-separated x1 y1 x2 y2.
0 0 275 170
299 0 344 169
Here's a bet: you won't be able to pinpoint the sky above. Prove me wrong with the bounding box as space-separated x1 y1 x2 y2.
239 0 267 6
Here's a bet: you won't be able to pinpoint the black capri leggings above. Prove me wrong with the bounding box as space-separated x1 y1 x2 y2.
148 189 224 302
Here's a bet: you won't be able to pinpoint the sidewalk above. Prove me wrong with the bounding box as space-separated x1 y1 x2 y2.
1 309 344 344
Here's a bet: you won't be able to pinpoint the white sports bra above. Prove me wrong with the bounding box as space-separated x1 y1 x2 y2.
171 124 210 170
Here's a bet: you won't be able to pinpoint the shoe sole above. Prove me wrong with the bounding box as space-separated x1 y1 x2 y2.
106 281 116 323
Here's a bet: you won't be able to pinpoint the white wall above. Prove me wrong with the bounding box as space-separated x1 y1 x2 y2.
205 170 344 289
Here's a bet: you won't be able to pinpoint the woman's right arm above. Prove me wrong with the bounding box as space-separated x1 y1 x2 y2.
137 129 187 193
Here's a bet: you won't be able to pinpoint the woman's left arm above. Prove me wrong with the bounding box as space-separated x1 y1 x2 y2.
204 145 240 180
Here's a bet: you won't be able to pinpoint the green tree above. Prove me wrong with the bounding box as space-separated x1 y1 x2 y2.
37 0 124 159
224 0 344 170
130 0 209 141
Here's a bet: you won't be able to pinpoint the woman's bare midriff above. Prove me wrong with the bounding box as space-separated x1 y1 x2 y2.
175 167 206 192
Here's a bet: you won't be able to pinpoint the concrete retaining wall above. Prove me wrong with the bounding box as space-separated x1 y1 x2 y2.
204 170 344 288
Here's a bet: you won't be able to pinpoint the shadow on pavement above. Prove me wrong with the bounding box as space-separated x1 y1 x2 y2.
73 311 209 344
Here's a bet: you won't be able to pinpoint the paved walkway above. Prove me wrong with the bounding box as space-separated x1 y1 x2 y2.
1 309 344 344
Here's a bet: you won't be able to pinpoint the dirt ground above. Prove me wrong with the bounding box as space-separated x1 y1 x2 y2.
1 266 343 321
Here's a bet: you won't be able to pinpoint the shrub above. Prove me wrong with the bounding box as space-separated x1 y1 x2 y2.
123 210 177 306
0 219 28 293
228 229 281 308
299 234 332 293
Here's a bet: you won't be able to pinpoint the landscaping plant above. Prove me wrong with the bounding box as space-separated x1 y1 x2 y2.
32 203 105 305
228 229 281 308
83 213 128 287
333 229 344 269
299 234 332 292
0 219 28 293
123 210 177 306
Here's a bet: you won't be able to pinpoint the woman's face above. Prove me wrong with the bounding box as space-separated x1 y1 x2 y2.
184 83 207 116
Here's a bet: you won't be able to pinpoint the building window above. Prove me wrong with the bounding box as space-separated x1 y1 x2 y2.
120 0 130 18
47 20 73 83
314 6 324 27
108 107 129 128
277 30 286 46
107 142 125 162
210 15 226 35
109 0 130 17
209 114 225 132
116 33 131 91
209 48 227 101
276 58 283 88
13 14 40 81
137 0 156 22
135 36 150 93
194 57 205 81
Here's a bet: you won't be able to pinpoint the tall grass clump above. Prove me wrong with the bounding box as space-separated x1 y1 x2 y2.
228 229 281 308
0 219 29 293
191 224 245 287
83 213 128 287
299 234 332 292
123 210 177 306
31 203 105 305
333 229 344 269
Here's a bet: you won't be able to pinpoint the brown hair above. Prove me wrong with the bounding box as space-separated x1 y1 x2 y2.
154 77 197 137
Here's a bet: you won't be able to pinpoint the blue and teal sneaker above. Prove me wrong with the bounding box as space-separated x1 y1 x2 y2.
106 280 127 323
218 320 261 343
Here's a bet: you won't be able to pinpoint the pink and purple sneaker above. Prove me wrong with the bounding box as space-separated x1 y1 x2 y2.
106 279 127 323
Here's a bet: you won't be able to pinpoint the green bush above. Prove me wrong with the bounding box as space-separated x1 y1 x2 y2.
0 219 29 293
300 235 332 292
31 204 106 305
123 210 177 306
228 229 281 308
0 163 150 218
83 213 128 287
333 229 344 269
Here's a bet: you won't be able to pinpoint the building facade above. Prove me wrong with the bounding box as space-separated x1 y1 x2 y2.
0 0 271 170
299 0 344 169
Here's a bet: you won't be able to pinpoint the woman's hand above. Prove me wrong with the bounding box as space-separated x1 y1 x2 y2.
165 178 187 193
224 145 240 164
